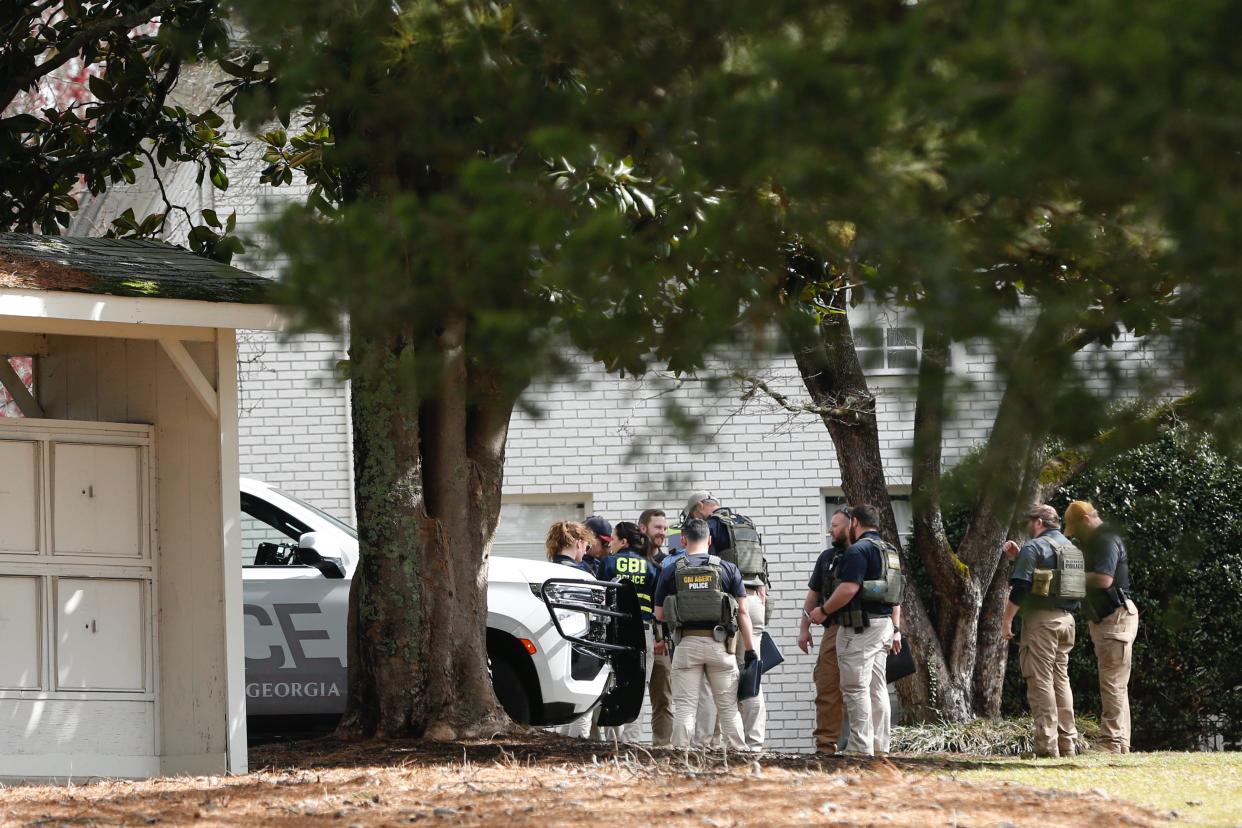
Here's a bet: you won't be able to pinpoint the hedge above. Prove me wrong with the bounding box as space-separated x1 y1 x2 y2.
941 425 1242 749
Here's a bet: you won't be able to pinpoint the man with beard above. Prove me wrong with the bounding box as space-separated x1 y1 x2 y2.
799 507 851 754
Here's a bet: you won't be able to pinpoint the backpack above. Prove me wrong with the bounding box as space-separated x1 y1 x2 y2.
711 508 768 582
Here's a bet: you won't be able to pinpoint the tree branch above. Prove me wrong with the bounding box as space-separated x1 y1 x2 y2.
0 1 174 108
909 326 967 620
138 145 196 232
1036 390 1200 501
736 373 870 422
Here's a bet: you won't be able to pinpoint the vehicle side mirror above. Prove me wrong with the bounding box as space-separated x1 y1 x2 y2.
297 532 346 579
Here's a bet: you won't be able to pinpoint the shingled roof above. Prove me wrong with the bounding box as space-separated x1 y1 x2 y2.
0 234 272 304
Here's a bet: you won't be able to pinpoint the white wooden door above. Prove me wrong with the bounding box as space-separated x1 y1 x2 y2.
0 440 39 555
0 575 41 689
56 578 146 692
52 443 143 558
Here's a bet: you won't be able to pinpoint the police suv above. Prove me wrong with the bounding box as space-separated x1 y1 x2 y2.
241 478 643 728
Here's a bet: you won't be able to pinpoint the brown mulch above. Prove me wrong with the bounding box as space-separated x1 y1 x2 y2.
0 731 1168 827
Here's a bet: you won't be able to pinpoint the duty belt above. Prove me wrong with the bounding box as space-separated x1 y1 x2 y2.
680 628 716 638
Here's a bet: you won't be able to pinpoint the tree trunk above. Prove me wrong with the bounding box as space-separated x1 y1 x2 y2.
785 287 963 722
337 325 513 740
782 286 1079 722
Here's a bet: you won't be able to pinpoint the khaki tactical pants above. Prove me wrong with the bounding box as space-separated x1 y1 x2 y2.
649 645 674 746
553 711 592 739
837 617 894 756
1089 599 1139 753
696 592 767 751
671 634 746 750
813 623 844 753
1019 608 1078 757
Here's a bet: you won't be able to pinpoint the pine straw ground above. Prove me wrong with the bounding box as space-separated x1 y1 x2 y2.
0 732 1168 828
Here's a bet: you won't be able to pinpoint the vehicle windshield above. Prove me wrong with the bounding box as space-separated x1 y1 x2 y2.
279 489 358 539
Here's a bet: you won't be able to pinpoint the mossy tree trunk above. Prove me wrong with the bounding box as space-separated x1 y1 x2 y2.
337 322 514 740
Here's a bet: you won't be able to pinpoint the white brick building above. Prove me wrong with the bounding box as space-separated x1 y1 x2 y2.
63 84 1177 750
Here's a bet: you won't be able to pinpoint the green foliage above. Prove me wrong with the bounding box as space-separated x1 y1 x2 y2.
1047 425 1242 749
947 427 1242 748
0 1 243 261
222 0 799 390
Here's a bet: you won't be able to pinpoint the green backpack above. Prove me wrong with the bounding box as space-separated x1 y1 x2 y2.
711 508 768 582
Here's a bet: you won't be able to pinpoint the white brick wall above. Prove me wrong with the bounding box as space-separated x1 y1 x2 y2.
68 86 1180 748
236 329 354 523
502 331 1178 751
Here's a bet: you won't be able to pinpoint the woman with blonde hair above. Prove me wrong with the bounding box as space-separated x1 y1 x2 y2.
546 520 594 572
544 519 595 738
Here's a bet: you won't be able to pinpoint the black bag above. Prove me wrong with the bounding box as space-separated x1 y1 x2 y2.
758 630 784 675
738 658 762 701
885 641 916 682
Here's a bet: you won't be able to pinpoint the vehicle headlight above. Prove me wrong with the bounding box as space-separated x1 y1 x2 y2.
557 608 589 637
541 581 610 643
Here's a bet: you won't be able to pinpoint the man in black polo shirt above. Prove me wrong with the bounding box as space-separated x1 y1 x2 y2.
812 504 902 757
1065 500 1140 754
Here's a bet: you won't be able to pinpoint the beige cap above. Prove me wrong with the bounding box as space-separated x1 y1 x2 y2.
684 491 718 514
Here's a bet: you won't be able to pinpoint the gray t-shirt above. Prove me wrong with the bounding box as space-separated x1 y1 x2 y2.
1011 529 1080 612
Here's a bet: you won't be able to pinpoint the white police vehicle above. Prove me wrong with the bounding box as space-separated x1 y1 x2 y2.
241 477 643 727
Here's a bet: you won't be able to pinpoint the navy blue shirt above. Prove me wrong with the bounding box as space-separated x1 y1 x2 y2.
581 554 603 577
599 549 659 621
552 554 592 574
705 514 733 557
808 542 847 627
653 552 747 610
835 531 893 617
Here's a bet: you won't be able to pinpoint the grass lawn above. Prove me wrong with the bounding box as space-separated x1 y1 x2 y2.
948 751 1242 827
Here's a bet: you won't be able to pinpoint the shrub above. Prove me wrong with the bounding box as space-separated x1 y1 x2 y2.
892 716 1102 756
1049 425 1242 749
936 424 1242 749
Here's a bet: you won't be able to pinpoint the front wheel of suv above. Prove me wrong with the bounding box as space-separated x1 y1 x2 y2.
490 656 532 724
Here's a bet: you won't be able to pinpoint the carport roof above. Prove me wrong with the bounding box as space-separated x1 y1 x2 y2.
0 233 271 304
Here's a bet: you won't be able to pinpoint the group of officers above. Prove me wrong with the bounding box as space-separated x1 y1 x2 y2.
544 492 1138 757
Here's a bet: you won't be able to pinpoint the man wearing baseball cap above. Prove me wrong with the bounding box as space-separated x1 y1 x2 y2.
1001 503 1082 757
1064 500 1140 754
679 490 770 750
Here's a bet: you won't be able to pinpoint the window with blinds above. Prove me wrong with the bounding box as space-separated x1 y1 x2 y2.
493 498 590 563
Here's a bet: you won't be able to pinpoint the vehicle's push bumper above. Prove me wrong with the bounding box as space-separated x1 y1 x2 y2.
541 578 646 727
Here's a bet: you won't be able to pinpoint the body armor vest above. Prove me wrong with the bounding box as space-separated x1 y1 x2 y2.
711 509 768 582
662 555 738 630
832 537 903 630
1032 539 1086 600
